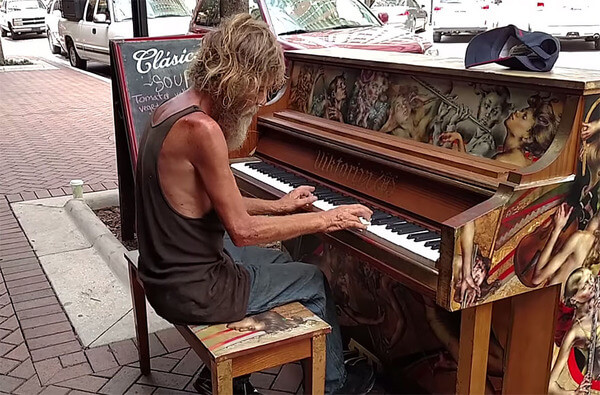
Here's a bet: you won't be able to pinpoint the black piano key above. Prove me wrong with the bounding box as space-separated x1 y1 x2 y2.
407 230 433 240
424 240 440 250
371 211 391 221
384 221 408 230
318 192 340 199
330 196 353 203
391 224 425 234
388 223 416 231
380 217 405 225
313 186 332 193
410 232 441 242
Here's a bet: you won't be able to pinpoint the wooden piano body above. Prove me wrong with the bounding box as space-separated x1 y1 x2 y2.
233 47 600 393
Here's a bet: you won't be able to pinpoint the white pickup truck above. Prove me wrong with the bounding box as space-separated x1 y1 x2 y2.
58 0 191 69
0 0 46 39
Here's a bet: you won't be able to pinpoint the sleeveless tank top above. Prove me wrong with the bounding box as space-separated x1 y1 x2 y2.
135 105 250 324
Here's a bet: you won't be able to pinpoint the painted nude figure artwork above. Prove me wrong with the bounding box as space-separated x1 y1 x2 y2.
289 64 323 114
549 268 600 394
310 73 348 123
546 96 600 394
523 204 600 291
227 311 305 334
578 97 600 225
346 70 390 130
493 94 562 167
288 63 568 168
453 216 502 308
378 83 442 143
437 84 511 158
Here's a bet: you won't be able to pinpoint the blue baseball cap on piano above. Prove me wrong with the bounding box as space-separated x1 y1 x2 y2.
465 25 560 72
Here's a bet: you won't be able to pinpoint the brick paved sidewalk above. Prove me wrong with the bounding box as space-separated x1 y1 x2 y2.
0 65 304 394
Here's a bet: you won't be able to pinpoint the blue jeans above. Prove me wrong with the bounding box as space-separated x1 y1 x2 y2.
224 235 346 393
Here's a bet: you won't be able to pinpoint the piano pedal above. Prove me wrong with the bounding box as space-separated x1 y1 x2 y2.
347 339 382 373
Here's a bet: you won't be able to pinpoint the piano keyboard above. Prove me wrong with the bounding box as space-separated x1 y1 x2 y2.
231 161 441 262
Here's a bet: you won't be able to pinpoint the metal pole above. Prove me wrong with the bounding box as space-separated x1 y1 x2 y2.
430 0 433 23
131 0 148 37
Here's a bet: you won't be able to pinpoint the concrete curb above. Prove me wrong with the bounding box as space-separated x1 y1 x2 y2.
0 59 58 72
65 192 129 288
83 189 120 210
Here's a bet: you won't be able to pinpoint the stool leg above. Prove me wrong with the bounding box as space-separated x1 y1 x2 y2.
211 359 233 395
304 334 326 394
129 264 150 375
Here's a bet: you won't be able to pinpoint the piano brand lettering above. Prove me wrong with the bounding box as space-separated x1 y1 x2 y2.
314 151 396 195
132 48 195 75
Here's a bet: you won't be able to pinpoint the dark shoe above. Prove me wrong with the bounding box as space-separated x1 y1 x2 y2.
193 366 261 395
334 357 376 394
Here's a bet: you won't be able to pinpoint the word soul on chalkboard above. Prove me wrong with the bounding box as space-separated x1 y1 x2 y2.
111 36 202 159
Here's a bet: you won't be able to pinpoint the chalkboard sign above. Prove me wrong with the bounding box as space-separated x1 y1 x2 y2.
111 35 203 164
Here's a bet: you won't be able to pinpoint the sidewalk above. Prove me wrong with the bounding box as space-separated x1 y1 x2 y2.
0 62 302 394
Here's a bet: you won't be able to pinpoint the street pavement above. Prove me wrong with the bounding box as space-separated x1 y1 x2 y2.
0 59 303 394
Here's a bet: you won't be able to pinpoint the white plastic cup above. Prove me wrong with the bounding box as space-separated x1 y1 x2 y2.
70 179 84 199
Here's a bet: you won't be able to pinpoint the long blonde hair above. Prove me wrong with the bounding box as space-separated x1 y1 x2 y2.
189 14 286 110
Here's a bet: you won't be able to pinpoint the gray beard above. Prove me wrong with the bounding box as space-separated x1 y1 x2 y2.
217 106 257 151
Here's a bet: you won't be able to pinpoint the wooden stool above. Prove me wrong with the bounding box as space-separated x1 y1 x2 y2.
125 251 331 394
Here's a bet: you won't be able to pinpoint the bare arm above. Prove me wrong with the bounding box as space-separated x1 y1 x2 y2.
548 329 581 394
183 115 372 246
459 220 477 299
532 204 573 286
242 185 318 216
242 197 281 216
440 131 465 152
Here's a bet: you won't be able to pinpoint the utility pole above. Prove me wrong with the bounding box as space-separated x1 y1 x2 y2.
0 39 5 66
131 0 148 37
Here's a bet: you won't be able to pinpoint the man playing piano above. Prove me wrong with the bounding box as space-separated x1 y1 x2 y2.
135 13 375 395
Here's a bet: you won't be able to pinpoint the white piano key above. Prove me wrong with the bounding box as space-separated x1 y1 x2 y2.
232 161 440 262
368 225 440 262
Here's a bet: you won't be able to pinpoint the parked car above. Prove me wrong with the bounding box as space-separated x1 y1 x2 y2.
370 0 428 33
431 0 495 42
189 0 434 55
46 0 63 53
528 0 600 50
58 0 192 69
0 0 47 39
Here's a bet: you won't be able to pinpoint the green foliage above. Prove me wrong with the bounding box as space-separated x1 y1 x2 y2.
0 58 34 66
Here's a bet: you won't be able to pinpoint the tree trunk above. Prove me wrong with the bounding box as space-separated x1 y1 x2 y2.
0 38 5 66
219 0 248 18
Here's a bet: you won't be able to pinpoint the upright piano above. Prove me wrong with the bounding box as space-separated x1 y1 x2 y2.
232 47 600 394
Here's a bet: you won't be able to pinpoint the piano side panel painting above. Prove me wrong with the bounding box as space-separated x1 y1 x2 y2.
289 62 565 167
446 94 600 393
307 238 503 393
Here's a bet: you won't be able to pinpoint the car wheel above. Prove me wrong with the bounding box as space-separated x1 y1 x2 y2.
8 24 20 40
0 27 6 37
47 30 61 54
410 18 417 34
67 40 86 69
433 32 442 43
595 37 600 50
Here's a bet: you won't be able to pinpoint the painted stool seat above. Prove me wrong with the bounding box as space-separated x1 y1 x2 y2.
125 250 331 394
